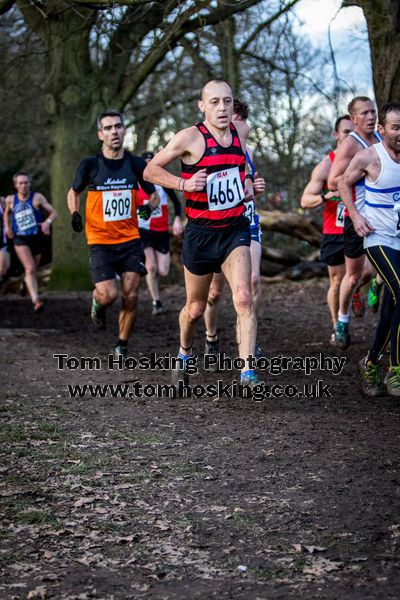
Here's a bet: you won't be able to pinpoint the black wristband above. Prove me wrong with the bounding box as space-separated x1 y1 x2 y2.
244 173 255 183
321 191 327 202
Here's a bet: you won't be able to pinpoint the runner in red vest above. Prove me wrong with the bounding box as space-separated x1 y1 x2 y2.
137 151 183 315
144 79 258 386
301 115 354 343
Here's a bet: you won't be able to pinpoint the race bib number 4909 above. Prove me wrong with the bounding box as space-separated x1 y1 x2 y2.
207 167 245 211
102 191 132 222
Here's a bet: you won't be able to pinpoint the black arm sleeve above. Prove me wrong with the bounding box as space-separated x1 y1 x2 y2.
129 155 155 195
164 187 182 218
71 157 98 193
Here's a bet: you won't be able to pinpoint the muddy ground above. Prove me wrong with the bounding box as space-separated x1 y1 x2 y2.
1 278 400 599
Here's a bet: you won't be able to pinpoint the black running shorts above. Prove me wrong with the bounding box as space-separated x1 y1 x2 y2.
89 238 147 284
320 234 345 267
182 221 251 276
139 229 170 254
344 216 364 259
13 234 43 256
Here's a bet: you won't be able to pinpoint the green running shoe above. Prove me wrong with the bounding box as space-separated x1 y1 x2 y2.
367 277 382 313
113 343 128 361
385 366 400 397
335 321 351 350
358 357 385 397
91 297 106 330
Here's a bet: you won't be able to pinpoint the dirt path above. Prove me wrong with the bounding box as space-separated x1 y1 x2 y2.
1 280 400 599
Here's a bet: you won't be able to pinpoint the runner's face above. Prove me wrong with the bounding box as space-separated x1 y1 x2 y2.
336 119 353 144
352 101 376 134
97 116 125 150
14 176 31 196
381 110 400 153
199 83 233 130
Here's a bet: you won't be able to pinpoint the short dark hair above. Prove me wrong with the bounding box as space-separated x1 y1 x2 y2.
334 115 351 131
13 170 32 184
97 110 124 130
347 96 372 115
200 79 233 100
378 101 400 126
233 99 249 120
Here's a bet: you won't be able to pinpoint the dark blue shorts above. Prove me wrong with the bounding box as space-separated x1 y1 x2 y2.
89 238 147 284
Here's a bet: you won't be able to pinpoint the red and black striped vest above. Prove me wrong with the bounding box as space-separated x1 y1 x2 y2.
181 122 246 228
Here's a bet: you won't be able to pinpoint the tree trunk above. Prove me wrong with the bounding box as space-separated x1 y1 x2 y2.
342 0 400 105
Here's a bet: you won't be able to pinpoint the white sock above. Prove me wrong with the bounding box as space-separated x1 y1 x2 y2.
338 311 350 324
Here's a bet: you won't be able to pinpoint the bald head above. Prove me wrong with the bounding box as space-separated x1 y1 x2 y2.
200 79 233 101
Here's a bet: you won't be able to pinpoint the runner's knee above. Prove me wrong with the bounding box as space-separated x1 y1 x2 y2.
122 289 138 310
233 287 252 313
186 299 207 322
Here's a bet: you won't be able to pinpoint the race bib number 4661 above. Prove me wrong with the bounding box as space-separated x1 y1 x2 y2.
207 167 245 211
102 191 132 222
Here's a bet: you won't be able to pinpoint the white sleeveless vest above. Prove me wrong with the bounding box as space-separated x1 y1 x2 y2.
364 141 400 250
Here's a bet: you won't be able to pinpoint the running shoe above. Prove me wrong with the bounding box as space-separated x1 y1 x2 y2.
152 300 165 316
204 337 220 372
255 343 264 359
385 367 400 397
91 297 106 330
358 356 385 397
33 299 44 313
240 371 263 398
171 357 190 388
335 321 351 349
351 290 365 318
114 344 128 361
367 277 382 313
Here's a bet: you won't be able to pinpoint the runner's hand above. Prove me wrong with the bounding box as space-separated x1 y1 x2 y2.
352 212 374 237
71 211 83 233
137 204 152 220
184 169 207 192
254 172 266 194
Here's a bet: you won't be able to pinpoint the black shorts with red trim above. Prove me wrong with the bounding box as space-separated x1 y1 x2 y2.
139 229 170 254
182 220 250 276
344 216 364 259
89 238 147 284
320 233 345 267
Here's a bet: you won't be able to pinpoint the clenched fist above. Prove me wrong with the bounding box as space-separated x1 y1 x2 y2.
184 169 208 192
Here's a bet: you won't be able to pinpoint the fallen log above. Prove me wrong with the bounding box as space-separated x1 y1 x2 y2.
258 209 322 247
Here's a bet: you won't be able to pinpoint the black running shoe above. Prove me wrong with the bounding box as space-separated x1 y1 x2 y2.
91 297 106 330
255 343 264 359
204 337 220 372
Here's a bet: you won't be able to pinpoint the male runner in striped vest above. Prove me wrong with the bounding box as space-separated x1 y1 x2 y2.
144 80 258 386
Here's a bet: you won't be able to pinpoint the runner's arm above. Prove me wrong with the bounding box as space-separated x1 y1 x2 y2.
301 156 332 209
3 196 13 238
337 149 375 236
164 187 183 235
327 137 355 191
67 188 80 215
144 128 207 193
36 193 58 236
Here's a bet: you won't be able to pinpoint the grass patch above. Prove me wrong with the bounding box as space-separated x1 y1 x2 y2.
0 425 28 443
48 265 92 291
110 432 166 445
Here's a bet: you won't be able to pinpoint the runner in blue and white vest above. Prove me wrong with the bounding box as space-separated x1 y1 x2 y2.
3 171 57 312
338 101 400 397
328 96 383 349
